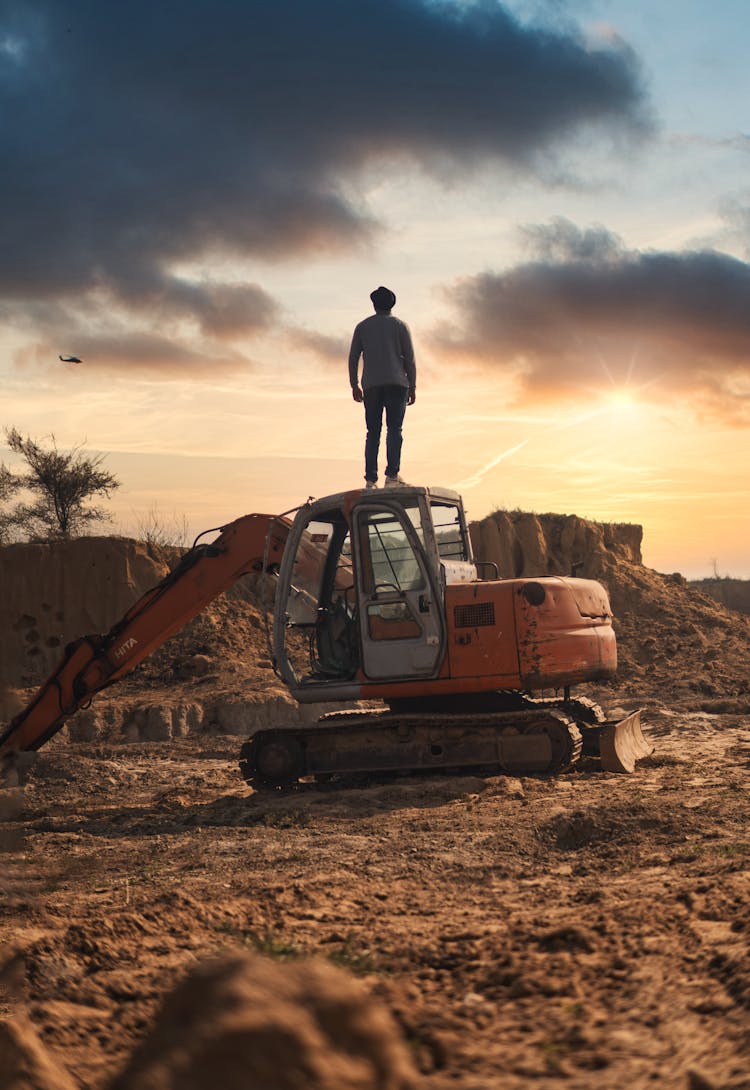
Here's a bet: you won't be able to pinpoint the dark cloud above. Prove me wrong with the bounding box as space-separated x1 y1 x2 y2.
520 217 625 262
112 279 280 339
718 194 750 259
0 1 649 367
1 278 278 376
20 330 249 377
284 328 349 367
437 219 750 421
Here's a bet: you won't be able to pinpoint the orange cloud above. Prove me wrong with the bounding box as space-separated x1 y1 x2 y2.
435 221 750 423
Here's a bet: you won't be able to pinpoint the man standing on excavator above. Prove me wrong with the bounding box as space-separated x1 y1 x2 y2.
349 286 416 488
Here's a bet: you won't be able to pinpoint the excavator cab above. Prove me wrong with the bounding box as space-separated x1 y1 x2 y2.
272 486 471 697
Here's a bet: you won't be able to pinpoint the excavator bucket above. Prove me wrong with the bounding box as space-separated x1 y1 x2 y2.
597 710 652 774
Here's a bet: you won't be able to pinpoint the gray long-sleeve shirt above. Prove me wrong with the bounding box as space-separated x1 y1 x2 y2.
348 314 416 390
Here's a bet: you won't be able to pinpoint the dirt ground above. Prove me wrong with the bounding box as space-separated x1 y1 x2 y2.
2 532 750 1089
2 687 749 1089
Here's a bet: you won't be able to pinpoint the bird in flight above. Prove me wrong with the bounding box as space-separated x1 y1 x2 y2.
59 354 82 364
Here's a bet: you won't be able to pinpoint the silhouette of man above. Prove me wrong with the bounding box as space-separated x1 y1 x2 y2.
348 286 416 488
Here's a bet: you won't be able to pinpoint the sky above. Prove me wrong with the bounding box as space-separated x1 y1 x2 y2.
1 0 749 577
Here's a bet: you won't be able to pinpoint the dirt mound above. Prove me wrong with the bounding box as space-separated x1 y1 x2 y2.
110 953 417 1090
0 537 179 691
469 508 642 582
470 510 750 702
0 1014 77 1090
691 577 750 616
0 954 417 1090
0 538 291 742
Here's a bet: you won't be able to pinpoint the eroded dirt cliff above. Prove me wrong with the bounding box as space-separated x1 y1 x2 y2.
0 538 178 692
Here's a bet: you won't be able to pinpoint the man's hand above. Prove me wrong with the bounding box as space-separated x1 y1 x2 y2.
352 386 364 403
408 387 416 405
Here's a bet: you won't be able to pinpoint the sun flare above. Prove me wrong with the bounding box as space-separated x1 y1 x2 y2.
605 388 638 414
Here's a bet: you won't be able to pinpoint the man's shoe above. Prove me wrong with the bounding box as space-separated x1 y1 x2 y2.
385 474 407 487
365 480 378 489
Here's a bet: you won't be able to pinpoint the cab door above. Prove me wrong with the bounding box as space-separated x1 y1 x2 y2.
353 502 445 680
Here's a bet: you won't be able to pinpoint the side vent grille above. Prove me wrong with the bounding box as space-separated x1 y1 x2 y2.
454 602 495 629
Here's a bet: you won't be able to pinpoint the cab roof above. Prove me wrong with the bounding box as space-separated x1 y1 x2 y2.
306 484 463 516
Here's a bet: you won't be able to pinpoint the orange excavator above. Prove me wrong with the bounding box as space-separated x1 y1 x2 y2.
0 485 651 788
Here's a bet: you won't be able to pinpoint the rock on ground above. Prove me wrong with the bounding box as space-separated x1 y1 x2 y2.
110 953 417 1090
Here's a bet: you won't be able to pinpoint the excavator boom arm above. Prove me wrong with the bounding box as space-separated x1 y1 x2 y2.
0 514 288 757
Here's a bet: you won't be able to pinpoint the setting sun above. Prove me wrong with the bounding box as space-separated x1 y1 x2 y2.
606 388 639 414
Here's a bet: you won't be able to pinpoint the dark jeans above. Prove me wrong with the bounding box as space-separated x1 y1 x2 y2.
363 384 408 482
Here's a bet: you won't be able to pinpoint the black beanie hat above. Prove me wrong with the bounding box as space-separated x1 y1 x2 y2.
370 285 396 310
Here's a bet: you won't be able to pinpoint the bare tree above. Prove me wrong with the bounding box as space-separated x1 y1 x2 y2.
0 463 22 544
135 505 190 550
2 428 121 541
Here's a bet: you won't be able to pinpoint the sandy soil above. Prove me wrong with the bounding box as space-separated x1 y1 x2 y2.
2 532 750 1089
2 689 749 1089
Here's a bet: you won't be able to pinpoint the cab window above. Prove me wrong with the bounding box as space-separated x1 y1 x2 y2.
430 502 468 561
283 513 357 680
360 509 425 593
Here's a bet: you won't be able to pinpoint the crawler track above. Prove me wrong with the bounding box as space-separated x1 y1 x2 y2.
239 706 583 789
